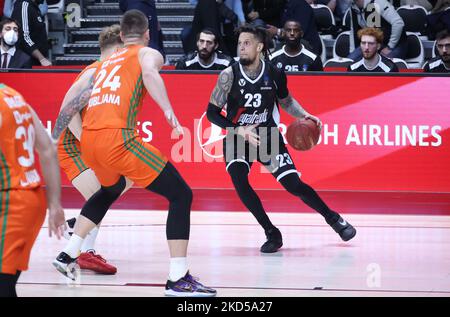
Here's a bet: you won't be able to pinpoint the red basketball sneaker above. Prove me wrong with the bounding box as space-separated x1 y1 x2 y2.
76 251 117 275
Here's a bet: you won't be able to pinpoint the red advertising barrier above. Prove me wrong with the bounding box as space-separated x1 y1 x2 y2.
1 72 449 193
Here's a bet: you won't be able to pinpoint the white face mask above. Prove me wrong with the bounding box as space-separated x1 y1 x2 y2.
3 30 18 46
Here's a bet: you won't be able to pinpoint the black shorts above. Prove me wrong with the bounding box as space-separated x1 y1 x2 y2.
223 126 300 181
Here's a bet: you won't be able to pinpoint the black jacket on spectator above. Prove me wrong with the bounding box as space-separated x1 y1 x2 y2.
11 0 49 58
187 0 230 54
281 0 322 55
5 48 32 68
253 0 286 28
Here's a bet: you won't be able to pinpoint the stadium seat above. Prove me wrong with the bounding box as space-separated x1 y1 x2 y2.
392 58 409 69
342 8 351 30
397 5 428 40
311 4 336 40
333 31 350 59
323 57 354 68
405 33 425 68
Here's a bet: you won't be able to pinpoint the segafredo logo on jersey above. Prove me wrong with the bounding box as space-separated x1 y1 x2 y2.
196 111 227 158
237 109 269 125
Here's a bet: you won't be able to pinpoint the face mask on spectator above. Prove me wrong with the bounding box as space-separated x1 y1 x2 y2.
3 30 18 46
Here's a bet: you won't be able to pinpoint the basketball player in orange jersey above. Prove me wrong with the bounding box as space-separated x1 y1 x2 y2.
50 10 216 296
206 25 356 253
0 84 66 297
58 25 133 275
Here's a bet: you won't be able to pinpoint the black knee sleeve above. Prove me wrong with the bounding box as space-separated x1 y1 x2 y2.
80 176 126 225
279 173 339 223
146 162 192 240
227 163 275 231
0 271 20 297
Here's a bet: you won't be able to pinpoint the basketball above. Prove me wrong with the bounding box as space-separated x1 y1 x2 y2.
286 118 321 151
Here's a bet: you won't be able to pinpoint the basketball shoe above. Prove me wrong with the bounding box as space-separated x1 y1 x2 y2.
77 250 117 275
52 252 79 281
260 227 283 253
165 272 217 297
330 216 356 241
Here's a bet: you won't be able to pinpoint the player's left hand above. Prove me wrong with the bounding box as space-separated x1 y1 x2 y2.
305 114 322 130
48 204 66 239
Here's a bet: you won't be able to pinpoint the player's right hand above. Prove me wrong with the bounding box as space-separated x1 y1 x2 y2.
237 124 260 147
48 204 66 240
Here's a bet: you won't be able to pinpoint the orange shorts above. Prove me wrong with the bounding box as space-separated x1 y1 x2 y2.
0 187 46 274
81 128 167 187
58 131 89 182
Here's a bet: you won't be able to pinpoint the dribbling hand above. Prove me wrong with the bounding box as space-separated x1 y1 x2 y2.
305 114 322 130
237 124 260 147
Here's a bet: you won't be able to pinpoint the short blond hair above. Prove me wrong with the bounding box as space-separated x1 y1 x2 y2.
98 24 122 51
357 27 384 44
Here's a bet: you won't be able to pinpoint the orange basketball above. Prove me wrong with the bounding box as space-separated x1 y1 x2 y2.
286 118 321 151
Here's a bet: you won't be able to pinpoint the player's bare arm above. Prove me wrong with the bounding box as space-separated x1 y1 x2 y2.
52 73 95 141
207 67 259 146
31 107 65 239
278 94 322 128
139 47 183 135
68 112 83 141
209 67 233 108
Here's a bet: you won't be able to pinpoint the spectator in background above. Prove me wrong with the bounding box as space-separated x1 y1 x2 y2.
176 28 233 70
348 0 408 60
246 0 285 28
423 29 450 72
0 17 32 68
267 0 322 55
3 0 12 17
336 0 353 19
348 27 398 72
270 20 323 71
223 0 246 55
119 0 166 60
11 0 51 66
181 0 235 55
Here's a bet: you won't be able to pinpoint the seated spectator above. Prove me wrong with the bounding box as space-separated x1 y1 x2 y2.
348 0 408 60
270 20 323 71
423 29 450 72
0 17 32 68
267 0 322 55
246 0 286 28
176 29 233 70
348 27 399 72
181 0 235 55
11 0 51 66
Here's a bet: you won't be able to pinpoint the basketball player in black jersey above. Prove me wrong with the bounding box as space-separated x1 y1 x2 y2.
206 25 356 253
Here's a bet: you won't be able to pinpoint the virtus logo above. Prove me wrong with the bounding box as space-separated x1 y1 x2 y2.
196 112 227 159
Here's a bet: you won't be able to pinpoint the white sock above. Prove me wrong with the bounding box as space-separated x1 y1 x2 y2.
81 226 99 253
63 234 84 258
169 257 188 282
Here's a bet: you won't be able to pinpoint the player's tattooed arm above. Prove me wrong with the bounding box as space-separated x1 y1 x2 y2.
278 94 309 118
209 67 233 109
279 94 323 128
51 76 94 141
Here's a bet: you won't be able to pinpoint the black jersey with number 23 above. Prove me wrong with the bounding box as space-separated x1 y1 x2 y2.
226 60 289 128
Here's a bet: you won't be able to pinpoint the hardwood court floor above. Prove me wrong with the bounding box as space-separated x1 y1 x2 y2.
17 209 450 297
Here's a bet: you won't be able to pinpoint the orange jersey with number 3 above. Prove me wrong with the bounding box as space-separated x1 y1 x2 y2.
83 45 146 131
0 84 41 190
